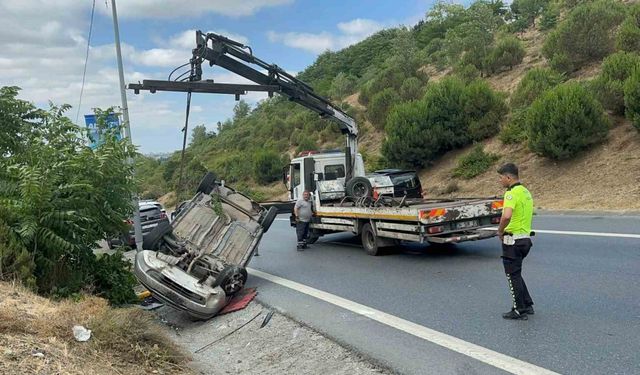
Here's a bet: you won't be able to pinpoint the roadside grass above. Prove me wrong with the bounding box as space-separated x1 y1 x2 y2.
0 281 192 375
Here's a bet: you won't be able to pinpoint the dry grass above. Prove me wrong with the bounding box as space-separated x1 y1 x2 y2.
0 281 193 375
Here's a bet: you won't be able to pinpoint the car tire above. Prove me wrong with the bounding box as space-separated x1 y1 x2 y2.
361 223 381 256
215 265 248 296
142 221 172 250
196 172 217 195
259 207 278 233
346 177 372 198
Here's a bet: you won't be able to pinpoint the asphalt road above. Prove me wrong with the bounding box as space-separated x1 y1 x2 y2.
246 214 640 375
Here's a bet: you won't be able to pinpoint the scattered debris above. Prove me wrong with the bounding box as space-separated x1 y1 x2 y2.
30 349 45 358
260 310 274 328
72 325 92 342
219 288 258 315
140 296 164 311
194 311 262 354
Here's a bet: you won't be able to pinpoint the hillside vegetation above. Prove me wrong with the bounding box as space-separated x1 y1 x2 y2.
137 0 640 211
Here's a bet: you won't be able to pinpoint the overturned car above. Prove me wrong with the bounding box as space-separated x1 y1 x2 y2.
134 173 277 319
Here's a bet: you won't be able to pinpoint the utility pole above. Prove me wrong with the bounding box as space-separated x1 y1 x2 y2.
111 0 143 250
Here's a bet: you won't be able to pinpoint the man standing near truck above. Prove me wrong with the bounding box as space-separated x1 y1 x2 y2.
294 190 314 250
497 163 534 320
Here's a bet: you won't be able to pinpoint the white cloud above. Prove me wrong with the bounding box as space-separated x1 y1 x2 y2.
98 0 294 18
268 18 384 54
168 29 249 49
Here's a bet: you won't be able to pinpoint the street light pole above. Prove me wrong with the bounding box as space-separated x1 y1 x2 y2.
111 0 143 250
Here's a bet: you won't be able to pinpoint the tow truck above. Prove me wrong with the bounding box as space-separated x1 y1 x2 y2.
129 31 503 255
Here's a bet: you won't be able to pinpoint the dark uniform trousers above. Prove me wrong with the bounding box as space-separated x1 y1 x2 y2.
296 221 310 246
502 238 534 311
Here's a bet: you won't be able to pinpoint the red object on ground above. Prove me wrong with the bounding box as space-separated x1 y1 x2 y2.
218 288 258 315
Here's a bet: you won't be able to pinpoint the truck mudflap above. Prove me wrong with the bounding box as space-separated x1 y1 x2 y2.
427 228 497 244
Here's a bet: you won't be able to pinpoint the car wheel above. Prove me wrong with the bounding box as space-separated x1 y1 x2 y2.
196 172 217 195
259 207 278 233
215 265 248 296
142 221 172 250
361 223 381 256
346 177 372 198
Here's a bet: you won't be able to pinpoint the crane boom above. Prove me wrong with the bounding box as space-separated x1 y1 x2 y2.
129 30 358 181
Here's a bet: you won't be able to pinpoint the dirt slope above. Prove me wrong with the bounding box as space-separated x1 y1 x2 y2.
420 118 640 211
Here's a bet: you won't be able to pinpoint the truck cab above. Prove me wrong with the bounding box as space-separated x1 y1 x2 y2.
288 150 365 201
287 151 422 202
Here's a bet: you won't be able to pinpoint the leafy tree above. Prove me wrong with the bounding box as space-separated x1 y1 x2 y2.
542 0 626 72
329 72 357 99
510 0 549 27
253 149 283 184
486 36 526 74
591 52 640 114
464 80 508 141
233 100 251 122
624 69 640 131
527 83 610 159
0 87 137 301
510 67 564 109
539 3 560 30
368 88 401 130
399 77 426 101
190 124 212 146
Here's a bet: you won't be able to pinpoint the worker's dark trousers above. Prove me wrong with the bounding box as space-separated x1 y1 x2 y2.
502 238 534 312
296 221 310 247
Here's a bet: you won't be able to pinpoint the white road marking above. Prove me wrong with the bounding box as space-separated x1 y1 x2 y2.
275 218 289 221
248 268 560 375
479 227 640 239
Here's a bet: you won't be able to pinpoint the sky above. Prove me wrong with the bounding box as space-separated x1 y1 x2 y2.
0 0 437 154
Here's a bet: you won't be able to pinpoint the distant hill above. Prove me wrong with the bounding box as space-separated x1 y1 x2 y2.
137 0 640 211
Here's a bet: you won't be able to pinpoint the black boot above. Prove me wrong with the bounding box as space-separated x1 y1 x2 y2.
502 309 528 320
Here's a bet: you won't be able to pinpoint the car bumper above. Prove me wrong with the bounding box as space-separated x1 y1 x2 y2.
134 250 229 319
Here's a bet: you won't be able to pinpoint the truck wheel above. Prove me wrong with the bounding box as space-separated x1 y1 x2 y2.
215 266 248 296
259 207 278 233
346 177 372 198
361 223 380 256
196 172 217 195
142 221 172 250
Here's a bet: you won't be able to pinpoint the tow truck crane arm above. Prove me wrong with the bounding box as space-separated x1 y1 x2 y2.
128 30 359 181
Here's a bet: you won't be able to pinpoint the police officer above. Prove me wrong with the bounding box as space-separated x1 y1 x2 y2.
496 163 534 320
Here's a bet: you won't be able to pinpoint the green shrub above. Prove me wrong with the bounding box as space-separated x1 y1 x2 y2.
591 52 640 114
616 18 640 53
383 77 505 168
510 0 550 28
624 69 640 131
295 135 317 154
527 83 610 159
399 77 426 101
486 36 526 74
92 252 138 306
252 149 283 184
453 145 500 179
368 88 401 130
539 4 560 30
542 0 626 72
500 109 529 144
454 64 481 83
463 80 508 141
510 67 564 109
0 220 36 289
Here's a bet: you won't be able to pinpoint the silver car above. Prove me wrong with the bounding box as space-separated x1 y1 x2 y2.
134 173 277 319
